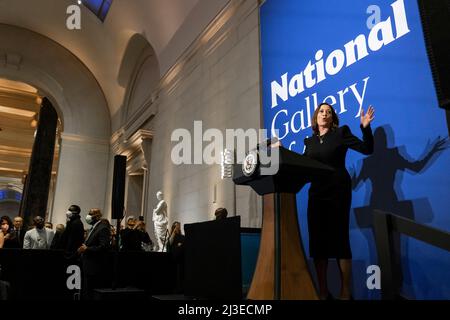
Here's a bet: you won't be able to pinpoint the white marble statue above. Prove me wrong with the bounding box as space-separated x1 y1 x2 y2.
152 190 168 252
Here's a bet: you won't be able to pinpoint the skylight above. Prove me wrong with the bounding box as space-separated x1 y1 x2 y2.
82 0 113 22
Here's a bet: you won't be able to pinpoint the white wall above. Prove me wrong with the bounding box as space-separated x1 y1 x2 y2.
126 175 144 217
52 135 110 227
143 0 263 233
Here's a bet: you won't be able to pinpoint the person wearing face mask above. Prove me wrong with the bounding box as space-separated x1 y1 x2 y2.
77 208 111 300
303 102 375 300
23 216 55 249
58 204 85 258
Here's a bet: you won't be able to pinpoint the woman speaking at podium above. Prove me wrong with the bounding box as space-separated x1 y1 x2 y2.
304 102 375 300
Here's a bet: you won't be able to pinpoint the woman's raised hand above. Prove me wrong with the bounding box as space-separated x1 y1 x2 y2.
360 105 375 128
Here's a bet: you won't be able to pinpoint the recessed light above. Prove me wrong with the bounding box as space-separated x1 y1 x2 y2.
0 105 36 118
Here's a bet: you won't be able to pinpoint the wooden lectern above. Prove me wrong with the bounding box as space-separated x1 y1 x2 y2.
233 145 333 300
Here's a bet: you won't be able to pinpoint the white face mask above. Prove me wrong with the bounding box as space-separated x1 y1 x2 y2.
85 214 93 225
66 211 73 221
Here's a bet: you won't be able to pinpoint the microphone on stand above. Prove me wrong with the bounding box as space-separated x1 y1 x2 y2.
221 148 237 216
168 226 175 238
221 149 234 179
162 228 171 252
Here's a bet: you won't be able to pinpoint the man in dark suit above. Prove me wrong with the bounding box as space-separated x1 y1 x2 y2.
11 216 25 248
120 216 142 251
77 208 111 300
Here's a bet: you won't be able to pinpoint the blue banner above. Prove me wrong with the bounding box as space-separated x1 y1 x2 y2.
260 0 450 299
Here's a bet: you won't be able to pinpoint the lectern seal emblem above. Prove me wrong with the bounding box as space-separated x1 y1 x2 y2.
242 150 258 177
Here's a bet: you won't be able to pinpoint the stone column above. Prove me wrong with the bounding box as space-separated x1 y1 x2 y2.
140 138 152 220
50 134 110 227
140 167 149 218
21 98 58 227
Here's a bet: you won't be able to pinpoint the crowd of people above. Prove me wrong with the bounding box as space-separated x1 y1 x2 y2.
0 208 158 253
0 205 188 299
0 202 235 298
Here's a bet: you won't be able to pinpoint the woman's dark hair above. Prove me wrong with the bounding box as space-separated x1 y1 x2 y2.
1 215 13 233
214 207 228 220
171 221 180 234
68 204 81 214
311 102 339 135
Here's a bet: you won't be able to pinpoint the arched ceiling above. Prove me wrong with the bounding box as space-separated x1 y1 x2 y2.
0 0 229 122
0 79 39 179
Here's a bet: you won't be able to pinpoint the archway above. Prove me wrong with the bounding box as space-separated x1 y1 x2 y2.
112 34 159 239
0 24 111 226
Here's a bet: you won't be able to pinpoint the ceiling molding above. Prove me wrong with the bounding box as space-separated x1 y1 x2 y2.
0 145 31 157
60 132 109 146
122 99 158 141
111 128 153 156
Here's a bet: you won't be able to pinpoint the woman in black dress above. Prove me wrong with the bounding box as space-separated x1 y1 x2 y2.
304 102 375 300
168 221 185 293
1 216 17 248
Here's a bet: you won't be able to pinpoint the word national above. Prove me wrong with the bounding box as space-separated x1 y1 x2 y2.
270 0 410 108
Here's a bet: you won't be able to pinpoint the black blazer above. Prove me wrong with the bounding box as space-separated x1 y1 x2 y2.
59 215 85 257
82 222 111 276
6 228 26 248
